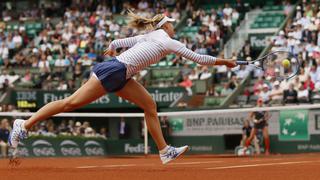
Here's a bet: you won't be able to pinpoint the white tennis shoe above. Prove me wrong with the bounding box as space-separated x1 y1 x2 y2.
8 119 28 149
160 145 189 164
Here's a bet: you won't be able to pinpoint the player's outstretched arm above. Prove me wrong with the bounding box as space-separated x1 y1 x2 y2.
172 42 236 68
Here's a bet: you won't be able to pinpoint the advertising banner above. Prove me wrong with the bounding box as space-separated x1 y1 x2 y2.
279 110 309 141
12 137 107 157
169 111 279 136
12 87 185 109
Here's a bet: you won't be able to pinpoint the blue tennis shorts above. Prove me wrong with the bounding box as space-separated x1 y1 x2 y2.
92 58 129 92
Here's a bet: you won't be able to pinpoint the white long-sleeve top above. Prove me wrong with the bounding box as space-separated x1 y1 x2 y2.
109 29 217 78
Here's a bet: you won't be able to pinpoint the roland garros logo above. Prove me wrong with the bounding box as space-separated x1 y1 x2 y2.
60 140 82 156
84 140 105 156
32 140 56 156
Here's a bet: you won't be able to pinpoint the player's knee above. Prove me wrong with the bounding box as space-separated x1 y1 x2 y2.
144 100 157 116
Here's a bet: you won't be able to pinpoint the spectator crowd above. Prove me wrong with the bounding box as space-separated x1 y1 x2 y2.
0 0 184 91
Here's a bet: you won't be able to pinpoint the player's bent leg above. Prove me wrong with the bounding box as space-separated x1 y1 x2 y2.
116 79 188 164
253 136 261 155
245 128 257 148
116 79 167 149
9 76 106 149
263 127 270 155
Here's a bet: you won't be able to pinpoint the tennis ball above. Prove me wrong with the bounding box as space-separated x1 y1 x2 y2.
282 59 290 68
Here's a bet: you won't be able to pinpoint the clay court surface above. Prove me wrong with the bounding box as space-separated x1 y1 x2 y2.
1 153 320 180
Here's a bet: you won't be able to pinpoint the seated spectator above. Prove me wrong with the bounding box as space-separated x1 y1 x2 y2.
236 65 249 79
231 9 240 24
269 81 283 104
304 75 315 91
283 84 298 104
259 84 270 104
84 127 95 137
72 121 82 136
55 54 67 67
188 69 199 80
220 82 233 96
96 127 108 139
80 121 91 135
223 3 233 17
0 43 9 60
179 75 193 96
298 68 307 83
199 66 212 80
253 77 264 95
78 54 93 66
38 54 50 72
297 83 309 103
57 81 68 90
21 69 32 83
229 75 238 90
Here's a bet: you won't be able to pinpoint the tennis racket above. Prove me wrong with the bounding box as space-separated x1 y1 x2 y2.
236 50 300 80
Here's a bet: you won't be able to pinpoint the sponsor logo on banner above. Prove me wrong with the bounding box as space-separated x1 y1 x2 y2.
279 110 309 141
297 144 320 151
190 146 213 152
169 112 279 136
249 33 273 50
60 140 82 156
32 140 56 156
124 143 149 153
84 140 105 156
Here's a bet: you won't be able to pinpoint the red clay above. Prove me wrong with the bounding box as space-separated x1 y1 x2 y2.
1 153 320 180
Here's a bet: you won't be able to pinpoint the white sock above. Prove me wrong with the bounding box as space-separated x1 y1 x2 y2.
159 145 170 154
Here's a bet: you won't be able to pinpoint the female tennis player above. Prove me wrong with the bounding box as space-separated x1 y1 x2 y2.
244 99 271 155
9 12 236 164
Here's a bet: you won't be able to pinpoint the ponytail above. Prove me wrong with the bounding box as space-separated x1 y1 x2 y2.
127 10 165 31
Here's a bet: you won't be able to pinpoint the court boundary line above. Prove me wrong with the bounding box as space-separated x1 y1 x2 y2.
206 160 315 170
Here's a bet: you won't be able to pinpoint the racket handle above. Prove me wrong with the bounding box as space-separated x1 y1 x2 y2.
236 61 249 65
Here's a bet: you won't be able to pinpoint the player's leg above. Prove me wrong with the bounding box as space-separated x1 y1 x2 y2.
253 136 261 155
245 128 257 148
262 126 270 155
240 135 247 146
9 76 106 148
116 79 188 164
24 76 106 129
116 79 166 150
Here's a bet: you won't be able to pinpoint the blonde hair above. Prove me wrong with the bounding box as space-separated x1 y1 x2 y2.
127 10 165 31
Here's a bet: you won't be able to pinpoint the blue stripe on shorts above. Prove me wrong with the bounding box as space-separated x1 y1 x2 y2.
92 58 129 92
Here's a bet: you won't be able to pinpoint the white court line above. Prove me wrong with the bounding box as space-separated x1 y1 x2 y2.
239 158 282 163
76 166 98 169
206 161 314 170
101 164 137 168
170 161 223 165
76 164 136 169
75 161 222 169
